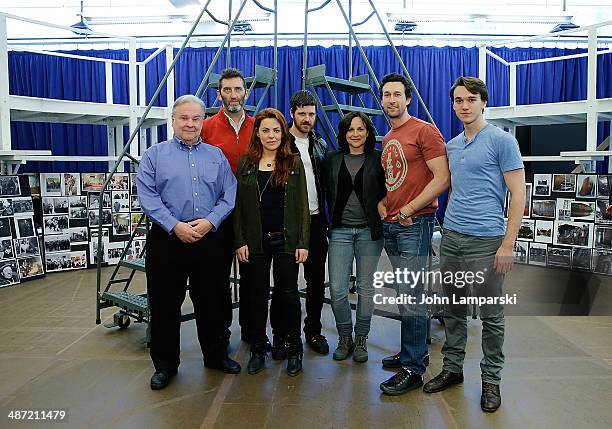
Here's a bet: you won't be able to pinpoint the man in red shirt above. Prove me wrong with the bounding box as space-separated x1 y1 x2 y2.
201 68 255 342
377 73 450 396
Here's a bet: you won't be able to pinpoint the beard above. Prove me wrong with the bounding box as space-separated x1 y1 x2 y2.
222 98 244 113
295 121 313 134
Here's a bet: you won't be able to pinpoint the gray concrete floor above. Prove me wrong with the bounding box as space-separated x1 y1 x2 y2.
0 266 611 429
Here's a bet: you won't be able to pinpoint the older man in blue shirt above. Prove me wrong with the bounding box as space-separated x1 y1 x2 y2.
137 94 239 390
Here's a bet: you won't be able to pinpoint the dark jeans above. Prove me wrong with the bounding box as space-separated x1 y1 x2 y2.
248 236 302 350
146 223 232 373
270 214 327 338
383 215 435 376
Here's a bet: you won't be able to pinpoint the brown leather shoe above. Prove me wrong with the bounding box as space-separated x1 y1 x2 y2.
481 382 501 412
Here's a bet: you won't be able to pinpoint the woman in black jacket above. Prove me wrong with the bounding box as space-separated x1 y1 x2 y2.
321 111 386 363
234 108 310 376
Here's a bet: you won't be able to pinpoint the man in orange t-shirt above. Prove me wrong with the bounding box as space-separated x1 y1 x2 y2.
377 73 450 396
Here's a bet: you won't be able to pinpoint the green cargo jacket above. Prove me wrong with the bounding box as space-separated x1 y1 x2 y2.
233 155 310 254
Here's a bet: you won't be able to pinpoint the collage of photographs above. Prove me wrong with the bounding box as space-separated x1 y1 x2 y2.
0 175 43 288
511 173 612 275
38 172 144 274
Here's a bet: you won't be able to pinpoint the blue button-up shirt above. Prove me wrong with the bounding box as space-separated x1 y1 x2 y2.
137 137 237 233
444 123 523 237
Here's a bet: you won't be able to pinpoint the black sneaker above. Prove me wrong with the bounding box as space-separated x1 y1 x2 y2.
481 382 501 412
380 368 423 396
286 353 303 376
306 334 329 355
150 369 176 390
423 370 464 393
271 335 288 361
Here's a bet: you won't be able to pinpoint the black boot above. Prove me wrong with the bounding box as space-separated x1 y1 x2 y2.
271 334 288 361
247 343 267 375
286 334 303 376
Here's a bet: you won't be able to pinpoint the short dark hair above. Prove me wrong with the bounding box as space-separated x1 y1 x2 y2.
449 76 488 102
290 90 317 113
219 68 246 89
337 112 377 154
379 73 412 99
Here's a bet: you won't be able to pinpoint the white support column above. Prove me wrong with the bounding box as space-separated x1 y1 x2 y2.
509 63 517 107
478 46 487 86
139 126 147 156
586 27 598 153
105 61 113 104
114 125 124 173
128 39 139 157
151 125 159 145
0 15 11 152
138 63 146 107
165 45 175 139
107 125 116 173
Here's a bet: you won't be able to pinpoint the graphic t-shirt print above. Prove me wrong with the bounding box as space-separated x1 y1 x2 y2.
382 139 407 192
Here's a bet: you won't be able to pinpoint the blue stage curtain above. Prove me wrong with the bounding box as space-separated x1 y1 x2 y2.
8 45 612 211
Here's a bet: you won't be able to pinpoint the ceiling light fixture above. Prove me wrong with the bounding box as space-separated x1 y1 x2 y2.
394 21 417 32
70 1 91 35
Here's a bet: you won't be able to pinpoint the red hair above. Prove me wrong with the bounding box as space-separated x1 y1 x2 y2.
247 108 296 187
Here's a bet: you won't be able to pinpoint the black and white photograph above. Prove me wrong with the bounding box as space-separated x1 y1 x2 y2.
62 173 81 196
572 248 592 271
89 209 112 227
107 173 129 191
69 195 87 209
513 241 528 264
130 195 141 212
597 175 611 198
69 227 88 244
595 199 612 223
40 173 62 197
17 255 44 279
126 239 145 260
14 237 39 258
0 217 13 238
53 197 69 214
531 199 556 219
570 201 595 221
0 237 15 260
111 191 130 213
575 174 597 199
594 225 612 250
0 260 20 287
81 173 105 192
88 192 111 210
556 198 573 221
528 242 547 266
553 221 593 248
130 173 138 194
0 175 21 197
44 233 71 254
71 251 87 269
106 241 126 265
89 236 108 265
112 213 131 236
518 219 535 241
593 249 612 275
547 246 572 268
535 220 554 244
43 215 69 236
0 199 14 216
45 252 72 272
11 197 34 214
70 206 88 219
15 216 34 238
533 174 552 196
552 174 575 193
42 197 54 215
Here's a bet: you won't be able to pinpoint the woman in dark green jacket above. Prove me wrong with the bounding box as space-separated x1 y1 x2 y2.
234 108 310 377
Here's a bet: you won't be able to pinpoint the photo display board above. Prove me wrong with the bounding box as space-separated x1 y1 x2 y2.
509 173 612 275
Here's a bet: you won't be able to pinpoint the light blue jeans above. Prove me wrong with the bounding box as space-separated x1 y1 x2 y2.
328 227 384 337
